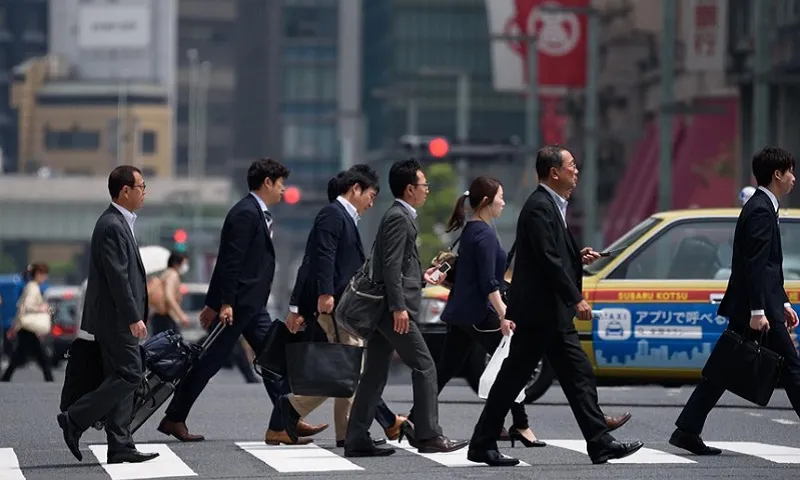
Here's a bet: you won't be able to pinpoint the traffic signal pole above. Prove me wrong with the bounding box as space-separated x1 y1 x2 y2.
584 10 600 247
455 74 471 193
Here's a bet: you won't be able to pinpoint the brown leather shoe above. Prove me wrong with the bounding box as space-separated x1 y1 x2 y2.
605 412 632 431
264 429 313 445
384 415 406 441
296 420 328 437
415 435 468 454
157 418 205 442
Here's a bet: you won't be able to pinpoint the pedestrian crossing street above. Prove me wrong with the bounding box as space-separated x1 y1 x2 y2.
4 439 800 479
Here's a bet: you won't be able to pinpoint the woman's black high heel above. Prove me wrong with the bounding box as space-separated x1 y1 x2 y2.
397 421 417 447
509 429 547 448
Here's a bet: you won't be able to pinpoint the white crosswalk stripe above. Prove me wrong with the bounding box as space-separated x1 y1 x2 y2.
88 444 197 480
9 439 800 477
0 448 25 480
235 442 364 473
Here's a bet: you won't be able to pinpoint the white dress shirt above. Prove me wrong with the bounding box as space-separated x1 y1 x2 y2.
111 202 137 241
396 199 418 219
750 186 790 316
249 192 272 230
540 184 568 227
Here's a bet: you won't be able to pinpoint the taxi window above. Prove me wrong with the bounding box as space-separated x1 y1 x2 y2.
780 219 800 280
584 217 662 275
608 219 736 280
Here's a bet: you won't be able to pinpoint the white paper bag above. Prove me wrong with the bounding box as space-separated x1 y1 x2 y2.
478 331 526 403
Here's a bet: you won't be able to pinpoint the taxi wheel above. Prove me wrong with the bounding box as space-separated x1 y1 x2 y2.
464 349 555 403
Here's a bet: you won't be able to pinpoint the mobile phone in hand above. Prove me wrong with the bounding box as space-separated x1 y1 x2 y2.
430 262 452 282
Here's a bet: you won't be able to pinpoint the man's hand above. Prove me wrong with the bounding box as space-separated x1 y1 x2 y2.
219 304 234 326
500 319 516 336
286 312 306 334
580 247 602 265
129 320 147 339
393 310 410 334
575 299 593 321
199 306 217 329
180 313 191 327
424 266 446 286
750 314 770 332
318 294 335 314
785 305 799 330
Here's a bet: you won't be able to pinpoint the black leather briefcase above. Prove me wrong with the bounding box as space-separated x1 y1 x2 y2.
253 320 296 382
702 329 784 407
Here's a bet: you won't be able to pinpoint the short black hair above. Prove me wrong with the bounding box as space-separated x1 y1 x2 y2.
388 158 422 198
341 164 380 196
168 252 186 268
752 146 796 187
327 171 346 203
247 158 290 191
535 144 567 180
108 165 141 199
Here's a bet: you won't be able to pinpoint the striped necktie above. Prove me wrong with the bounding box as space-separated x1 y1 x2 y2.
263 210 274 238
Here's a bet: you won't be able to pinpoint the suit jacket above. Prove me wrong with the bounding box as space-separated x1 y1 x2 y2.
205 194 276 320
373 201 423 320
81 205 148 342
290 200 365 319
718 188 789 330
506 186 583 331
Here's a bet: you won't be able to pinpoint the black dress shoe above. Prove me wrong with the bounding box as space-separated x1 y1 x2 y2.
467 449 520 467
343 445 396 457
669 429 722 455
56 413 83 462
107 450 160 464
336 437 386 448
588 440 644 464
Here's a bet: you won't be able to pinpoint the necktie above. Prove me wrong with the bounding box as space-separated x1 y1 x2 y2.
263 210 274 238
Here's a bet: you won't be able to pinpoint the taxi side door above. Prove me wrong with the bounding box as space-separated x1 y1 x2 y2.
589 217 735 380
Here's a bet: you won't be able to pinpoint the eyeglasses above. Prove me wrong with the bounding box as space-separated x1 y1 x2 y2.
413 183 430 190
132 183 146 191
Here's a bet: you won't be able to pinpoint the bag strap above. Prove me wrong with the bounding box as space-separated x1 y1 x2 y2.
449 234 462 251
329 312 342 344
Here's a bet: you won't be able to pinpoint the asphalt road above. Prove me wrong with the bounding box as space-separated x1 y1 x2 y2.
2 364 800 479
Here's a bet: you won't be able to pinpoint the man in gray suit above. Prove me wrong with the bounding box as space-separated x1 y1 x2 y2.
344 159 468 457
57 165 158 464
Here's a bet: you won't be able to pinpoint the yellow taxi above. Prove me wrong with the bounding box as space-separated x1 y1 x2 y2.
419 208 800 403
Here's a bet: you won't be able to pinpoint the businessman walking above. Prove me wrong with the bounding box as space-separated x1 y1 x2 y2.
671 147 800 455
57 165 157 464
467 145 643 466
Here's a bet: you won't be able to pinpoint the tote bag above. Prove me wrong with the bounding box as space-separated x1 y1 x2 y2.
478 331 525 403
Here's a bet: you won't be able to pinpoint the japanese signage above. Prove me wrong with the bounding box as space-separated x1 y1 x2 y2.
78 3 151 49
485 0 589 91
682 0 727 72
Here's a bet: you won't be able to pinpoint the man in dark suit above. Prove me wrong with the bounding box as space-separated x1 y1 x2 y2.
156 158 326 444
57 165 158 464
671 146 800 455
468 145 644 466
344 159 467 457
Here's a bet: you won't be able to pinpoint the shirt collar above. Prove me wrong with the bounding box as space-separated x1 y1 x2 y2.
249 191 269 213
395 199 417 219
541 184 569 209
336 196 360 224
111 202 137 226
757 186 779 212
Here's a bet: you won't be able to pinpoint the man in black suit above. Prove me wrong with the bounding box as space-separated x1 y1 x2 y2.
156 158 322 444
344 159 467 457
671 146 800 455
57 165 158 464
468 145 643 466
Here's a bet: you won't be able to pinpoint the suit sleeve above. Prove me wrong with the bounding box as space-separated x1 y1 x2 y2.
744 208 774 313
289 255 310 311
380 213 408 313
527 205 583 307
474 229 502 297
314 208 344 297
100 224 142 326
217 208 258 307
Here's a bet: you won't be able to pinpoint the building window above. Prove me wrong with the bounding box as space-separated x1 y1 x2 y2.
25 10 43 31
282 121 337 158
141 130 157 154
283 64 337 101
283 5 338 40
44 127 100 151
0 6 6 30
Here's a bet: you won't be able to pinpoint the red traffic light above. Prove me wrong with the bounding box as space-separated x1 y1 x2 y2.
284 186 301 205
428 137 450 158
173 229 188 243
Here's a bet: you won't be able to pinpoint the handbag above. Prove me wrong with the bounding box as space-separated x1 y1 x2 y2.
18 312 51 336
285 313 364 398
141 329 202 382
431 236 461 289
477 331 526 403
334 243 386 340
701 328 784 407
253 320 297 382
